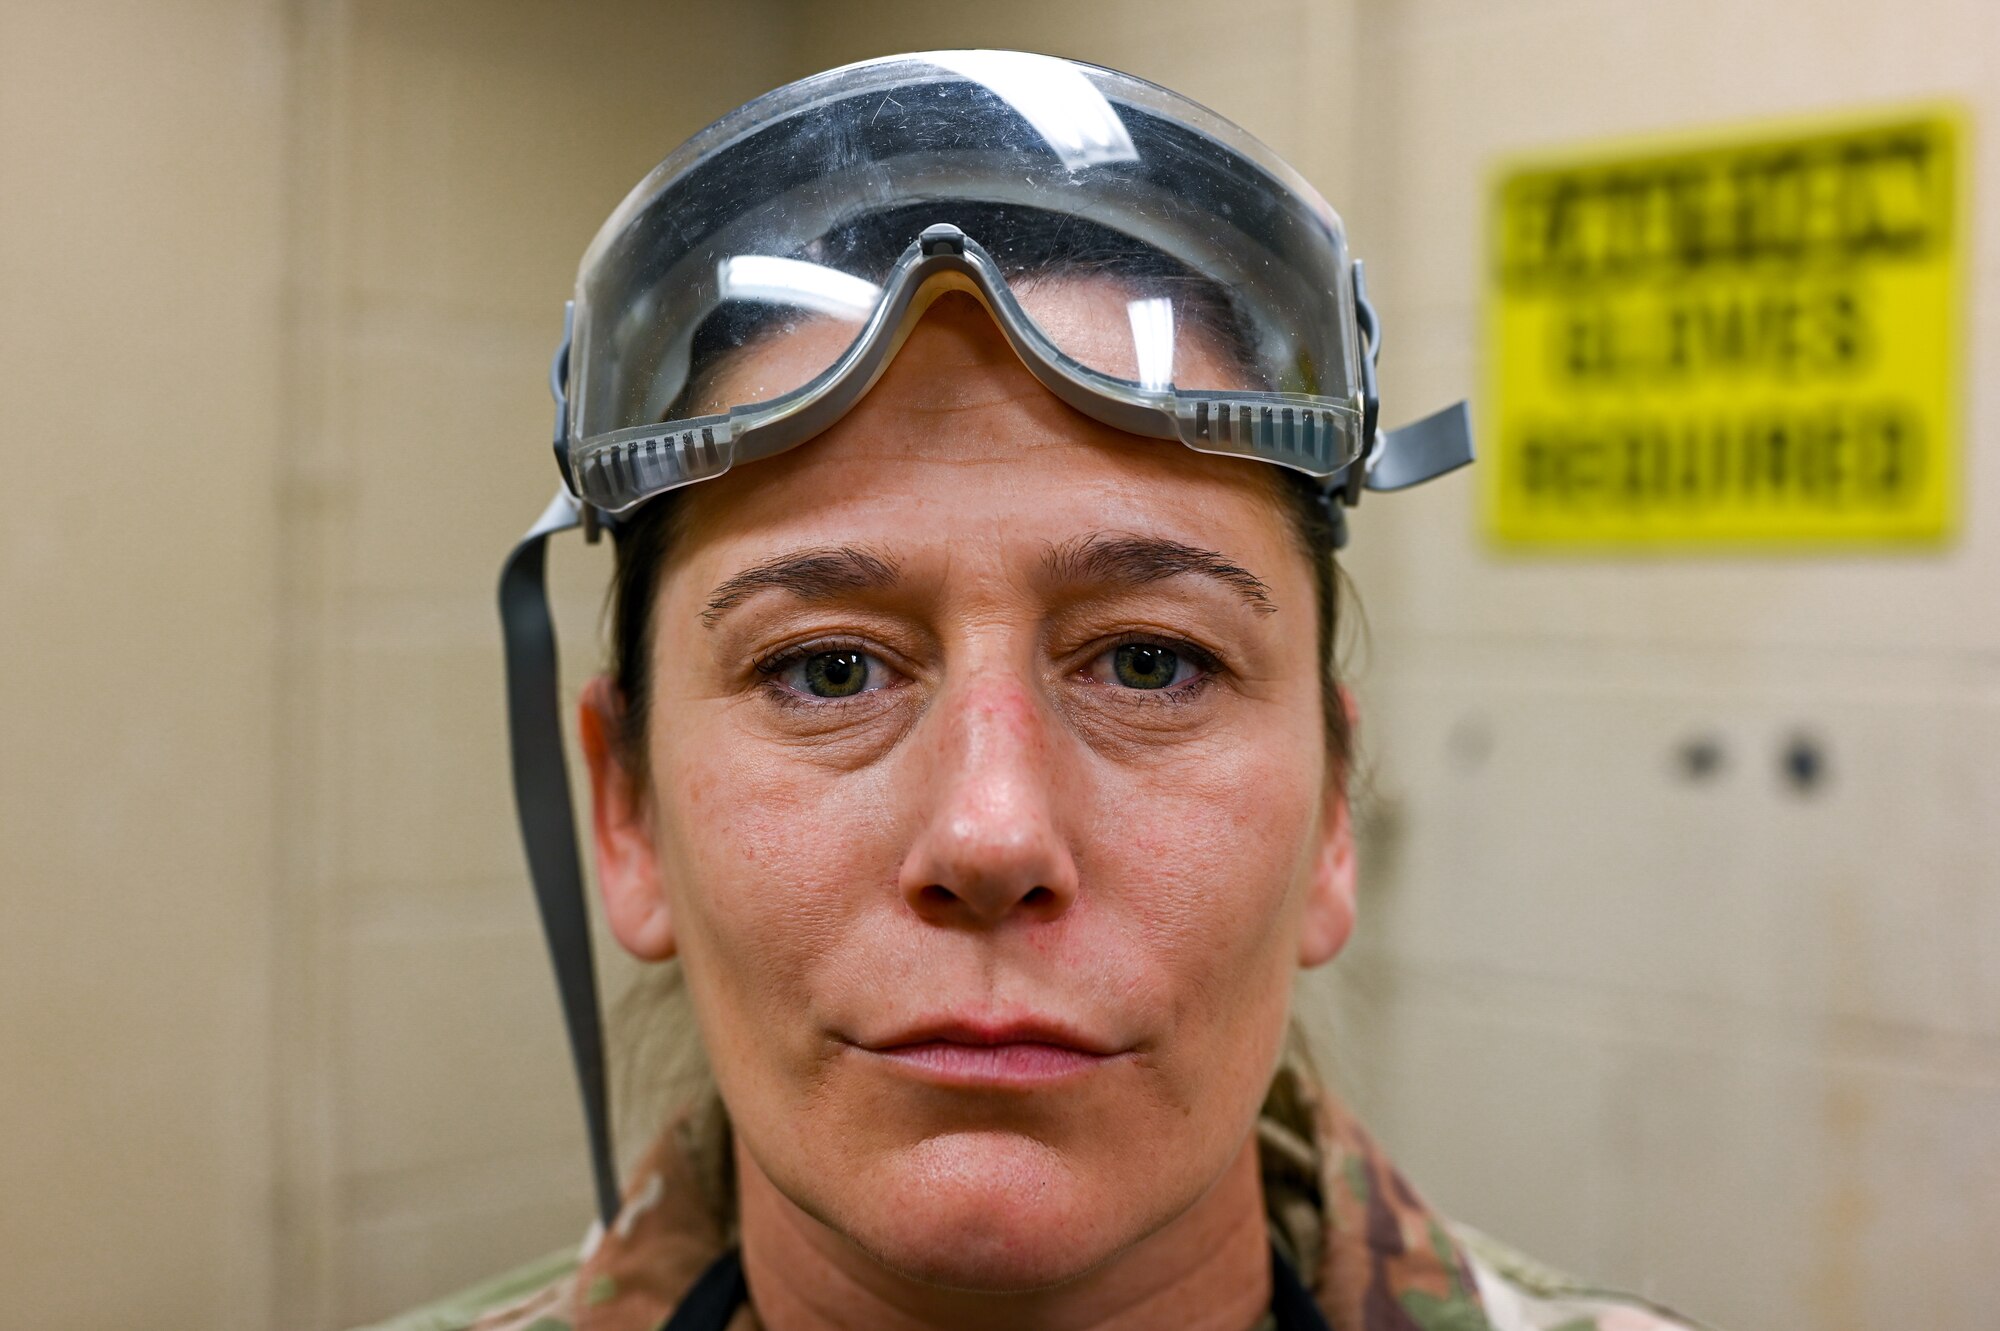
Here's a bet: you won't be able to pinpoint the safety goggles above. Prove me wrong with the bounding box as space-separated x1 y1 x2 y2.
556 49 1471 518
502 51 1474 1227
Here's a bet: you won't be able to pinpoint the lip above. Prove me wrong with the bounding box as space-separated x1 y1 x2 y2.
851 1016 1127 1089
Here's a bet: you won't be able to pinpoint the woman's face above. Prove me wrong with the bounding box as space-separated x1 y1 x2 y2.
584 290 1355 1292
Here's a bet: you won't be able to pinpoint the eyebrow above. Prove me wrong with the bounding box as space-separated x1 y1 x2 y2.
1041 532 1276 614
701 546 902 627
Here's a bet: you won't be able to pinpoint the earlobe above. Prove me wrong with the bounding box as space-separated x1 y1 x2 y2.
579 676 677 961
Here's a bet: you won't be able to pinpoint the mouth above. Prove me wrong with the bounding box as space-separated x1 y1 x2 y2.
850 1017 1128 1089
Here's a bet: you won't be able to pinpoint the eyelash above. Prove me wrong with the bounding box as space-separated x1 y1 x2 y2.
753 638 862 676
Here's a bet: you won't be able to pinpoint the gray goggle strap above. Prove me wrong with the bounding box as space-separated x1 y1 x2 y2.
1326 260 1477 546
1368 400 1476 493
498 483 621 1228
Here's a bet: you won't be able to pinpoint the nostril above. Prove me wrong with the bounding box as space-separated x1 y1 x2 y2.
911 881 1064 919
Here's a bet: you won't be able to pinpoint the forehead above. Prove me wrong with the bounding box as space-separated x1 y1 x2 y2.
666 286 1302 584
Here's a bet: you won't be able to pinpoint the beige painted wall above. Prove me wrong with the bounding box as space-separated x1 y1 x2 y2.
1 3 1991 1329
272 4 797 1325
0 2 286 1327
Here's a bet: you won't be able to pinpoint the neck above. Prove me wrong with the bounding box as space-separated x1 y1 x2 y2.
735 1133 1272 1331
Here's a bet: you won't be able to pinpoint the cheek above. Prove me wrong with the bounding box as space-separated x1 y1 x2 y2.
1111 723 1319 912
1077 729 1324 1058
648 725 899 1063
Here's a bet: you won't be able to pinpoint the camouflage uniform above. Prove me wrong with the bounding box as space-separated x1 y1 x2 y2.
359 1060 1713 1331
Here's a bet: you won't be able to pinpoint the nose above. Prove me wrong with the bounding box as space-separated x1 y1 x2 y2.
897 675 1080 928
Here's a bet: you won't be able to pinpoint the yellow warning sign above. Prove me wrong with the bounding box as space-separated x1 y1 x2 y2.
1485 107 1966 550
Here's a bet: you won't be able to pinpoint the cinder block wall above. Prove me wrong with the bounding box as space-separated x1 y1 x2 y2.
1333 5 2000 1331
2 3 1991 1329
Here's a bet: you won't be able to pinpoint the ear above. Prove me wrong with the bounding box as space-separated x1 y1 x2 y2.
578 675 677 961
1297 685 1359 969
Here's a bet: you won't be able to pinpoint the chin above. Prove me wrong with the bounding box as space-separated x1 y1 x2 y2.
835 1130 1134 1292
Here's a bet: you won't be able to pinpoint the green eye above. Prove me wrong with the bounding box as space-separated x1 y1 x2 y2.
800 649 869 698
1111 642 1182 690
